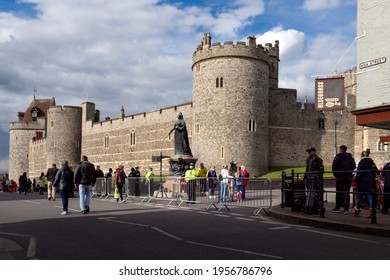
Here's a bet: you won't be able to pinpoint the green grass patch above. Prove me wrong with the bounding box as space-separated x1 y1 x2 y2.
260 166 334 180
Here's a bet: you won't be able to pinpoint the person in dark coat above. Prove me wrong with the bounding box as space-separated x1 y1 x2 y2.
54 160 74 215
18 172 28 195
353 150 378 217
332 145 356 214
380 162 390 214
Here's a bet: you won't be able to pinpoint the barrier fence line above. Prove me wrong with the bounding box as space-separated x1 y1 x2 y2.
281 169 390 224
86 176 273 214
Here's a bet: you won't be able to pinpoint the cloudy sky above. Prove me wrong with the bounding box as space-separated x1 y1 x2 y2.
0 0 357 172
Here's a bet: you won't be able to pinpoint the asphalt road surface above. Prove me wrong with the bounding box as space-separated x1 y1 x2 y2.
1 191 389 260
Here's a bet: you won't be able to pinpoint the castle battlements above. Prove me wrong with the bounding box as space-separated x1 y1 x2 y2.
49 105 82 112
9 118 46 130
88 102 193 128
192 33 279 68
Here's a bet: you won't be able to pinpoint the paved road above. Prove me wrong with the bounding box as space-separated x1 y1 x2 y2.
1 191 389 260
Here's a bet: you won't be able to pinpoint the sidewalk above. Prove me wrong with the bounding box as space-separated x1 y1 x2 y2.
269 189 390 238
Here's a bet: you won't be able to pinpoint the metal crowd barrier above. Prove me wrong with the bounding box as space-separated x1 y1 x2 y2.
281 169 390 224
173 177 272 215
87 175 273 215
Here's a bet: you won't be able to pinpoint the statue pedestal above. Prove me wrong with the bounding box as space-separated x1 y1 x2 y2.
168 155 198 177
163 156 197 192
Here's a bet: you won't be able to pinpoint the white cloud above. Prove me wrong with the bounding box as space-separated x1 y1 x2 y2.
302 0 355 11
0 0 359 172
255 26 305 61
279 33 356 102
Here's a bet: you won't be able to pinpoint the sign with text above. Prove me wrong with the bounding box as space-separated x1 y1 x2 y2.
315 77 345 111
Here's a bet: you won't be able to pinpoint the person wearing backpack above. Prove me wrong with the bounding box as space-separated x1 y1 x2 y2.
74 155 96 214
115 165 126 203
54 160 74 215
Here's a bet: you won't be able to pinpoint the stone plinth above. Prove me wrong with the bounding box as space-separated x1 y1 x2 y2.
168 155 198 177
163 156 197 192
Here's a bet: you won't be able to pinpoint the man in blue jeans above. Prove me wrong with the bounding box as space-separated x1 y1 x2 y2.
74 155 96 214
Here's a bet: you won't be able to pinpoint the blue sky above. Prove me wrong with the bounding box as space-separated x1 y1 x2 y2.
0 0 357 172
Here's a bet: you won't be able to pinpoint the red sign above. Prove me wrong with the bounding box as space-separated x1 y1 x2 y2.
315 77 345 111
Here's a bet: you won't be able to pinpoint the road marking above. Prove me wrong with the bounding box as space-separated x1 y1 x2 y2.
269 226 291 230
186 241 283 259
22 200 41 205
297 228 379 244
101 218 182 240
0 231 30 237
26 237 37 258
214 214 230 218
53 205 79 212
150 226 183 241
229 213 245 217
235 217 255 222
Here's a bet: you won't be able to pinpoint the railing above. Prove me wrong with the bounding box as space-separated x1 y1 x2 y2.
281 169 390 224
84 176 273 214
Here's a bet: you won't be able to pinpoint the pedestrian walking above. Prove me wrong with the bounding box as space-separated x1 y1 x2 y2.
114 165 126 203
18 172 28 195
74 155 96 214
54 161 74 215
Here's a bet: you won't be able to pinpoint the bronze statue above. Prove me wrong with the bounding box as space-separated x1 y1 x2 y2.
167 112 192 157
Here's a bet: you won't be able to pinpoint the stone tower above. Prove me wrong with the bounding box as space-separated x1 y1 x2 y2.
46 105 82 168
191 33 279 175
8 98 55 180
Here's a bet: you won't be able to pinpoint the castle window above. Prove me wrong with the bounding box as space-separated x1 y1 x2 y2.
216 77 223 88
196 64 200 72
53 140 58 148
377 139 388 151
318 119 325 129
221 146 225 159
130 131 136 146
195 123 200 134
50 121 54 128
271 62 275 72
104 135 110 149
76 141 80 148
249 119 256 132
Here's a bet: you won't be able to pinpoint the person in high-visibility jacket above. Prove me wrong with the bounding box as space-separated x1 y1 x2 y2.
145 167 154 191
185 163 197 202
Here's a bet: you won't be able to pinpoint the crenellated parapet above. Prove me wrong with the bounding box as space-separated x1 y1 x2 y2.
9 118 46 131
192 33 279 69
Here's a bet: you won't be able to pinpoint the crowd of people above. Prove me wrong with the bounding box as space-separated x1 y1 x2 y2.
3 147 390 218
305 144 390 217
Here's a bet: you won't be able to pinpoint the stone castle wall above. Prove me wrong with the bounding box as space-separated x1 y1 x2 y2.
8 118 46 180
46 106 82 169
81 103 193 175
29 138 48 179
191 37 277 176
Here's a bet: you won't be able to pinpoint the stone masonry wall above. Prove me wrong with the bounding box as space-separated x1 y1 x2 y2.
8 118 46 180
81 103 193 175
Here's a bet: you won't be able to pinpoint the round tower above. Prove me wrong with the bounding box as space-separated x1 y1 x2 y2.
8 123 40 180
46 106 82 168
191 33 279 176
